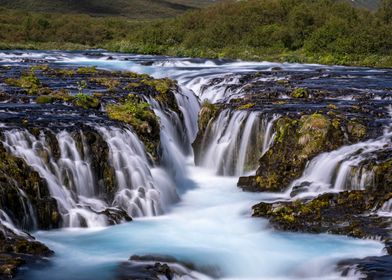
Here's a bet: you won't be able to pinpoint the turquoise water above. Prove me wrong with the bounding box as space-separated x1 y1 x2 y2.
23 166 383 280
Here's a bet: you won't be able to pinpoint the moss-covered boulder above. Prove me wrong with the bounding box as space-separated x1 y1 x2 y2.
238 113 350 192
252 190 391 240
106 94 160 159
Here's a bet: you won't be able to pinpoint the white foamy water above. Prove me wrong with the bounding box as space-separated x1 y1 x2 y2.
1 51 389 280
24 166 383 280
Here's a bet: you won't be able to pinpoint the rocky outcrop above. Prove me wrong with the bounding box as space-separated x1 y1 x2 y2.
252 190 391 240
0 225 53 279
238 113 366 192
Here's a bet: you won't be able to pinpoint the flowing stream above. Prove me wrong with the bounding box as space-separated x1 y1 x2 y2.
0 51 390 279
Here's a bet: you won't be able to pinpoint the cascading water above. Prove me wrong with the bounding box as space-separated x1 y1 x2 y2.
289 108 392 198
1 125 181 227
1 51 390 280
95 126 178 217
199 109 278 176
2 129 111 227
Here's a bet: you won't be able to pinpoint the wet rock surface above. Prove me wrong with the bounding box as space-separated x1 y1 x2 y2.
0 65 182 159
0 143 60 230
252 190 391 240
338 255 392 280
117 255 215 280
0 225 53 279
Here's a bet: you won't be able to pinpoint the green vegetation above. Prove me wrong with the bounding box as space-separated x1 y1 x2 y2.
109 0 392 67
106 94 160 157
74 93 100 109
106 94 158 132
4 71 42 95
238 103 256 110
291 88 309 99
0 0 392 67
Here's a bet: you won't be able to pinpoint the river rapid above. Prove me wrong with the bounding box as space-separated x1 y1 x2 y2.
0 51 389 280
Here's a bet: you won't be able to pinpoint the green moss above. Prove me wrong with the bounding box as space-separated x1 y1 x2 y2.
198 100 219 133
291 88 309 99
90 77 120 91
73 93 100 109
106 94 160 157
238 103 256 110
348 121 367 140
4 71 42 95
76 66 97 75
36 95 53 104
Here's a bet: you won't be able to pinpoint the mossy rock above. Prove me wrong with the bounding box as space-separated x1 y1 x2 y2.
238 113 346 192
73 93 100 109
238 103 255 110
252 190 392 240
291 88 309 99
106 94 160 159
198 100 219 133
4 71 43 95
0 144 60 230
36 95 54 104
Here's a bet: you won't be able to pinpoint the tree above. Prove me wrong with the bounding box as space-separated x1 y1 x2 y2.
378 0 392 24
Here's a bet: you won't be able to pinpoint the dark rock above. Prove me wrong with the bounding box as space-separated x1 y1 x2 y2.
252 190 392 240
0 224 53 279
116 255 216 280
0 144 60 230
338 255 392 280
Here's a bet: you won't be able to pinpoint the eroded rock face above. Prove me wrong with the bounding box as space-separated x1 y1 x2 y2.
0 225 53 279
238 113 366 192
0 144 60 230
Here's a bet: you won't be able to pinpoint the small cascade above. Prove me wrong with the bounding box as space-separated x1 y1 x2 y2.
174 86 200 144
1 125 180 227
0 209 28 237
187 75 242 103
2 129 110 227
16 189 38 230
261 114 280 156
96 126 178 217
378 199 392 217
199 109 278 176
146 97 192 187
289 109 392 197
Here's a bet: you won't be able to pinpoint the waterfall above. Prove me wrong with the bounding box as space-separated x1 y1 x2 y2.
2 129 111 227
146 96 192 188
174 86 200 144
188 75 242 103
289 107 392 198
95 126 178 217
1 126 180 227
378 198 392 216
0 209 29 237
199 109 279 176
